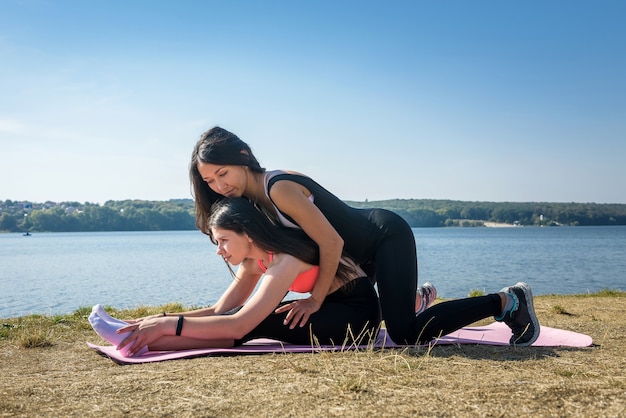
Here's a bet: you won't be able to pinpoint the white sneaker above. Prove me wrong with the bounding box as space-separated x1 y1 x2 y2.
416 282 437 314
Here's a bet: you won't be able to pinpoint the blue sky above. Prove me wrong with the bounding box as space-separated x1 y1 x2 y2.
1 1 625 204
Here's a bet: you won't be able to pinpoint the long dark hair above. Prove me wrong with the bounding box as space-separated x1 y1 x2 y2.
190 127 265 234
208 198 355 285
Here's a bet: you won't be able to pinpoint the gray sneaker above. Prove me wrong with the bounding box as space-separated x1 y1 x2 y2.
416 282 437 314
495 282 540 346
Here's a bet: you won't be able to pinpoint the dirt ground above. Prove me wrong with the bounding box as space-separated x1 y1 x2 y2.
1 293 624 417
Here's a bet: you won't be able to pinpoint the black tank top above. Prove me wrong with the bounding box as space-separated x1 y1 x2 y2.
266 172 383 262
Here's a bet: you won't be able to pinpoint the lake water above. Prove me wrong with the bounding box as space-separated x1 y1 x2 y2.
1 226 624 318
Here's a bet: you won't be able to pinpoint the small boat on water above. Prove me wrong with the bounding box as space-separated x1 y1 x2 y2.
23 232 32 236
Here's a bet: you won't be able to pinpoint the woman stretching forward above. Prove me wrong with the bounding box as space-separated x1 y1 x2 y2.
89 198 539 357
90 197 381 357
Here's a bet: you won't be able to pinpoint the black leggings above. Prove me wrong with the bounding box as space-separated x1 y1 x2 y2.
408 293 503 344
361 208 418 343
235 277 382 346
362 209 503 344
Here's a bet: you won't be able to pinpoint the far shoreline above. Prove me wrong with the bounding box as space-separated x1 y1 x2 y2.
483 221 517 227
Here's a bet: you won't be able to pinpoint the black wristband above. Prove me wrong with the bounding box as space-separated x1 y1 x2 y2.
175 315 184 336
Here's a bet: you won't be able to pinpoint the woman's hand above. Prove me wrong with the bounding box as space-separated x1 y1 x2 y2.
274 296 321 329
124 313 163 324
116 316 174 356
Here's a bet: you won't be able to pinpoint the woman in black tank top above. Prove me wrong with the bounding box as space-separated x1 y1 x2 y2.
189 127 540 346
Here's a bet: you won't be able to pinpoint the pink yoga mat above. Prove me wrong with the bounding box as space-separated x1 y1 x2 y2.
87 322 592 365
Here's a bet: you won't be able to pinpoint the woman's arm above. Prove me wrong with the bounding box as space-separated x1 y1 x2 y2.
207 261 264 314
117 255 304 354
127 262 263 322
168 265 260 317
178 256 303 340
268 180 344 327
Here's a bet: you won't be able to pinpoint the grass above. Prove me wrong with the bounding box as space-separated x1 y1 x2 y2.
468 288 486 297
550 304 572 315
1 291 625 417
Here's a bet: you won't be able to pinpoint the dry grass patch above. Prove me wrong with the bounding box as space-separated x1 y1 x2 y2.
1 292 625 417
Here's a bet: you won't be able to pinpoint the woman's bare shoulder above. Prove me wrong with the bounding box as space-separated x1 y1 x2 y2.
281 169 307 177
269 252 313 273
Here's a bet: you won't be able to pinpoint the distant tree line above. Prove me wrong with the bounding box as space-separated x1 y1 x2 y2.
2 198 626 233
1 199 195 233
346 199 626 227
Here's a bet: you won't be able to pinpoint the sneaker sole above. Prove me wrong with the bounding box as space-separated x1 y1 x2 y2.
423 282 437 304
511 281 540 347
416 282 437 313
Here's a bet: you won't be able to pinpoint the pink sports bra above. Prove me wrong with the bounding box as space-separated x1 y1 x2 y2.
257 253 319 293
